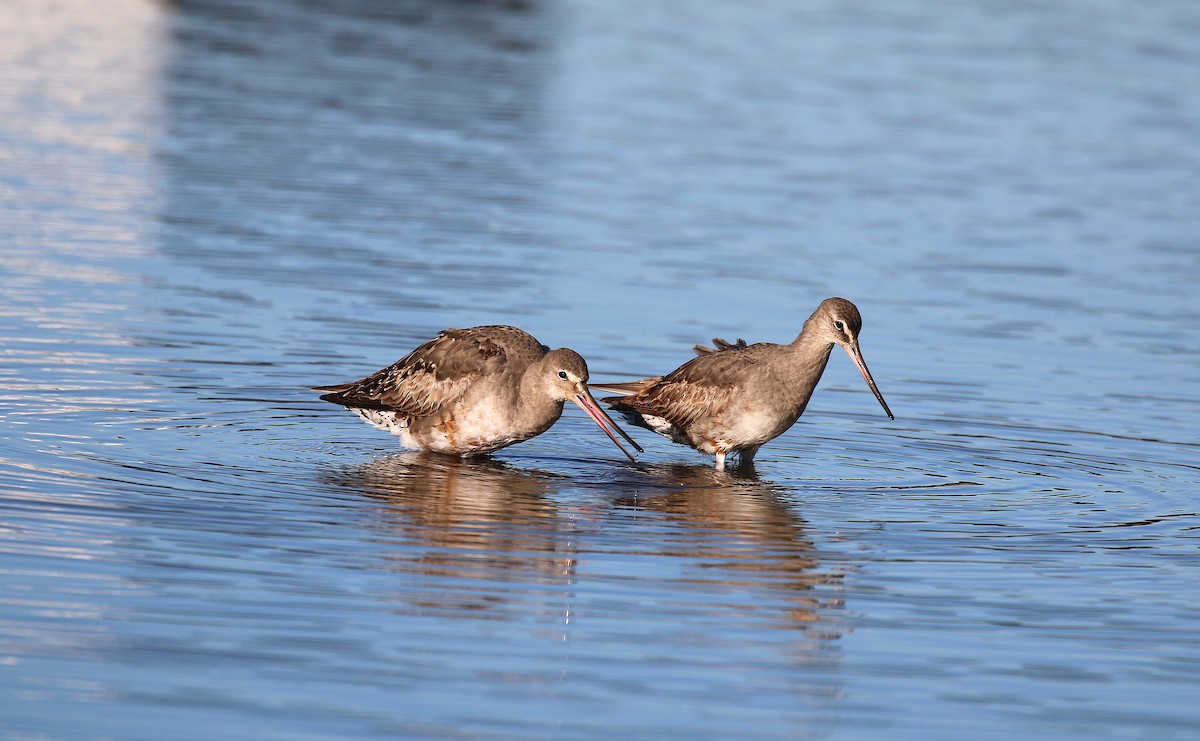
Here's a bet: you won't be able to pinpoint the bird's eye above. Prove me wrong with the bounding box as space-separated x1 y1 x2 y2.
558 370 569 380
834 321 845 331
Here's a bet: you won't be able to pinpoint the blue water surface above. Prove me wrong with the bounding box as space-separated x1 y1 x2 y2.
1 0 1198 739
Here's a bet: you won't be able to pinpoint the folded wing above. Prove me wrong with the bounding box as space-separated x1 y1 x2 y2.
313 328 510 418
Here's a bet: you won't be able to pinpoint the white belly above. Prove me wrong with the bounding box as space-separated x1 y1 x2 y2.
624 407 795 455
348 407 527 456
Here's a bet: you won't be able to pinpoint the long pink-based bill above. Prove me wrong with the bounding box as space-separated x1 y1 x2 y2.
572 390 643 462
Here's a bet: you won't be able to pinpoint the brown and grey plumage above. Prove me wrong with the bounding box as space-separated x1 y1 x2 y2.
594 298 894 470
314 325 642 461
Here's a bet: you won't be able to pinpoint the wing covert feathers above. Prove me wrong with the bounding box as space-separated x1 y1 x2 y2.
601 347 758 430
314 326 539 417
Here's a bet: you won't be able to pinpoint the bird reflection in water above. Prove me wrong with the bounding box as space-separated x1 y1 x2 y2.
321 453 577 618
613 464 846 640
323 456 844 646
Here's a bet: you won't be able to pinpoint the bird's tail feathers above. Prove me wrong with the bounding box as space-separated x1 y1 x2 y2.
693 337 748 355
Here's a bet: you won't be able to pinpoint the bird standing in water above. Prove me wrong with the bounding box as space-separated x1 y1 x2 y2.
314 325 642 461
595 298 893 471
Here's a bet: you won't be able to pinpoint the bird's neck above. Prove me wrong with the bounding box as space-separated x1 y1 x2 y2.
781 330 836 411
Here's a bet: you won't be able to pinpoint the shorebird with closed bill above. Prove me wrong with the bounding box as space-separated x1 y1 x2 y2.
594 297 893 471
314 325 642 462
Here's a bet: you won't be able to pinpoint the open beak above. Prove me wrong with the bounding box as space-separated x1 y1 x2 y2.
571 386 643 462
842 341 895 420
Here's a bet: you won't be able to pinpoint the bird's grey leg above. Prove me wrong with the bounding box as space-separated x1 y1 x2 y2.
732 446 760 476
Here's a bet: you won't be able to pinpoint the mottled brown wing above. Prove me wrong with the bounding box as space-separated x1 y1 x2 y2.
313 327 520 417
608 347 758 430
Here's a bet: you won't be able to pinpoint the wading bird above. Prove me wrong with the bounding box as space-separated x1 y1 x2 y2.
595 298 893 470
315 325 641 461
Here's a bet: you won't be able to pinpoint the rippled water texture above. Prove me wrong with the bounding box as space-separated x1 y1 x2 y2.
2 0 1198 738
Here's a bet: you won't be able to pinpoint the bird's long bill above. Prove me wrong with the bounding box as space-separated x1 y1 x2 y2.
571 389 644 462
843 342 895 421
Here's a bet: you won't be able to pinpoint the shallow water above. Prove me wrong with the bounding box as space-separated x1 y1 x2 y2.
2 0 1199 738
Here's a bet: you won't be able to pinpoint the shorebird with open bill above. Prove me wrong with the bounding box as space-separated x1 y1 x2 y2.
594 298 893 471
314 325 642 462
